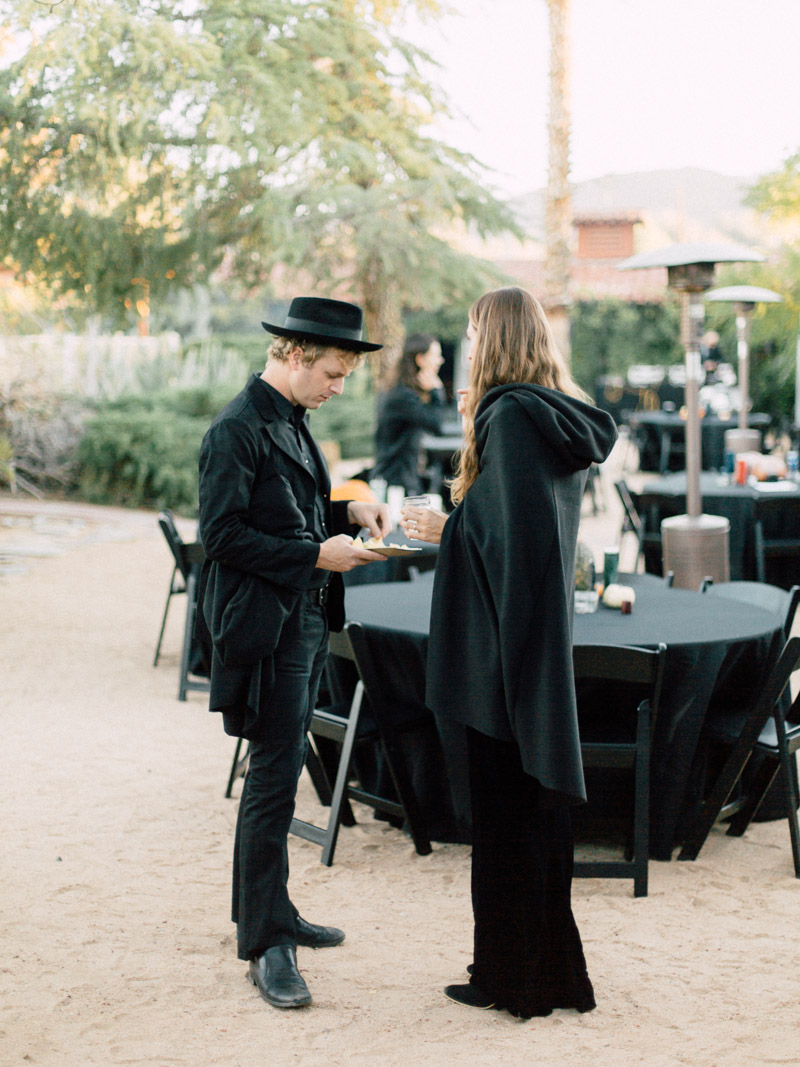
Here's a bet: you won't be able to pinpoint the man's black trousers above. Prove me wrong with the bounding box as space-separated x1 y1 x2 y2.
232 594 329 961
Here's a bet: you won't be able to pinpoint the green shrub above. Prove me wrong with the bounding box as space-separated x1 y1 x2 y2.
570 299 682 392
99 383 241 421
32 329 382 513
76 408 208 513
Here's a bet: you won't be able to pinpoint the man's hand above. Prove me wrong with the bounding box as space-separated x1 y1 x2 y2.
316 534 386 572
346 500 392 540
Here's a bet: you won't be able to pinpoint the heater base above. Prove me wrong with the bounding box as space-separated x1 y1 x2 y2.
724 427 761 456
662 514 730 590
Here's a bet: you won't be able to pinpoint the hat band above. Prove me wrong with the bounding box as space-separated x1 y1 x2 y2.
283 315 363 342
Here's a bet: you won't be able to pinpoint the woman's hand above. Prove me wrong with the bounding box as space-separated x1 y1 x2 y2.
400 505 448 545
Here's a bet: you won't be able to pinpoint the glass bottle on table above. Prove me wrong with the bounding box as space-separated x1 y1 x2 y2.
787 451 799 483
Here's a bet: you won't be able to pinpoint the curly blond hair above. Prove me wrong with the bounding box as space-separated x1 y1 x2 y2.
266 335 365 370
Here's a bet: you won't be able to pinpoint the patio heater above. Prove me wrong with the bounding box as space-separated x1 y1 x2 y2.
705 285 783 455
617 242 765 590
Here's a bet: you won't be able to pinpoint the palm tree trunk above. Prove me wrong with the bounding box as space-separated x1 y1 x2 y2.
544 0 572 361
358 256 404 389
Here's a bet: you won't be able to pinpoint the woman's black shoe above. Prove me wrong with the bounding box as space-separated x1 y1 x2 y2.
444 983 495 1010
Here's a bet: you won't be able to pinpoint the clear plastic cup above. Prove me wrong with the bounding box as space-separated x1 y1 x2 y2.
402 494 432 510
402 495 431 540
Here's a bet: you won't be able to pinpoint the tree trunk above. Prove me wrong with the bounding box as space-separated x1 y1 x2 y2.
544 0 572 361
358 256 404 390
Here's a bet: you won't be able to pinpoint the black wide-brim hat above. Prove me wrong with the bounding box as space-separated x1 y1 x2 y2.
262 297 383 353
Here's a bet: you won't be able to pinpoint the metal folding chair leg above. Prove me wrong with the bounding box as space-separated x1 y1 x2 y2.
153 564 179 666
178 568 210 701
225 738 251 798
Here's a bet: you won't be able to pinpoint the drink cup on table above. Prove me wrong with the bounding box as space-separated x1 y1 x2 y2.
787 451 799 482
368 477 387 503
602 547 619 589
386 484 405 524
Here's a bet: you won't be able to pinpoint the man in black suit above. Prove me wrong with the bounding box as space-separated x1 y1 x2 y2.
198 298 390 1009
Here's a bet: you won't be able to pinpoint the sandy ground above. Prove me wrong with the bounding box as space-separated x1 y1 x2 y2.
2 457 800 1066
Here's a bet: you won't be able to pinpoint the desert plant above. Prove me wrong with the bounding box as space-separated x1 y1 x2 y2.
0 433 16 492
574 541 596 591
0 388 87 493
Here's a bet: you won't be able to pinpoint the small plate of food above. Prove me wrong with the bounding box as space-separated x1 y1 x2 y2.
352 535 423 557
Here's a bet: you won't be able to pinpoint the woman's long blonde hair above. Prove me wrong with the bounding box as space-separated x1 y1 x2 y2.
449 287 588 505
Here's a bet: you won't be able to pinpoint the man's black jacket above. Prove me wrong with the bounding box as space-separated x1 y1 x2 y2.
196 374 354 737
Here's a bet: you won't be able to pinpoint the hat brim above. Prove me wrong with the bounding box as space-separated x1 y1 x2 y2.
262 321 383 353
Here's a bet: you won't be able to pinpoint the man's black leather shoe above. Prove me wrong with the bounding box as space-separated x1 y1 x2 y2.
295 915 345 948
248 945 312 1008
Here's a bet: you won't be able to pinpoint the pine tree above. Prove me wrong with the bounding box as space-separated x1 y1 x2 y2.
0 0 518 371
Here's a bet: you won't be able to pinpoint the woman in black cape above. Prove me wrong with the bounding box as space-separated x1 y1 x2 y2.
402 287 617 1019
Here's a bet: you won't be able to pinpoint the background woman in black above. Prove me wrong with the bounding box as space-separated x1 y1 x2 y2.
371 333 445 494
406 287 617 1019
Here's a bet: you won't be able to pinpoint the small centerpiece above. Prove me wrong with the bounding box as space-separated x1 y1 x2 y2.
574 541 599 614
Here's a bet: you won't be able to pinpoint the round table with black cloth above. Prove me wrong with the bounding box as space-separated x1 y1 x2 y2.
637 472 800 586
343 571 785 860
629 411 772 474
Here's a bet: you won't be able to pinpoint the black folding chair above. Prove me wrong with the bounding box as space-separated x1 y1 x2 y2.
753 496 800 588
678 636 800 876
223 637 354 808
225 739 251 799
614 480 661 572
584 463 604 515
154 509 194 666
153 510 209 699
702 581 800 639
286 623 434 865
573 642 667 897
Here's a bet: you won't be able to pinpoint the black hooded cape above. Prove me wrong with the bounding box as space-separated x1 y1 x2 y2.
425 384 617 805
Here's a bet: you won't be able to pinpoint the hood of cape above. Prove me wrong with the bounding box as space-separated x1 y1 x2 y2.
474 383 617 471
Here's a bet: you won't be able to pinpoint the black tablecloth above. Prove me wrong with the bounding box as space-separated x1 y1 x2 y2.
343 572 784 859
638 473 800 585
630 412 771 474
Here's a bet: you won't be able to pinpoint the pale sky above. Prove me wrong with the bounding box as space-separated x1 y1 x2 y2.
405 0 800 197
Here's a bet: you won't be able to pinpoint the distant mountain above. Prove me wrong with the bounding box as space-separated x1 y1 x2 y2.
511 167 777 250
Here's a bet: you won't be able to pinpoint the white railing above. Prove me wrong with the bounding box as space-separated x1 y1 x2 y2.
0 332 182 399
